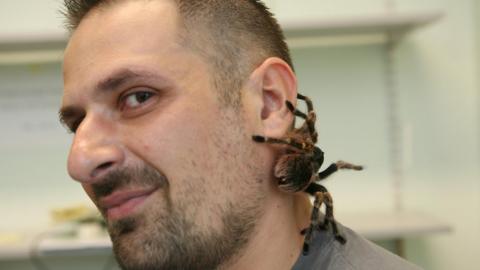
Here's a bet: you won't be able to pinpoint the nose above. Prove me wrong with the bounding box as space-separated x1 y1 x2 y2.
67 114 124 184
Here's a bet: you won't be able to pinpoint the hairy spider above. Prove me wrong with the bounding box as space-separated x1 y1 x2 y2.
252 93 363 255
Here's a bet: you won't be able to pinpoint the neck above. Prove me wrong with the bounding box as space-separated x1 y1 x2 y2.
221 192 312 270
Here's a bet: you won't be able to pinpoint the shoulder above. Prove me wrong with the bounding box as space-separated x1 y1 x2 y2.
292 223 423 270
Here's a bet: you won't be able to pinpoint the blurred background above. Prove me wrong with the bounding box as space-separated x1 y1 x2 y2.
0 0 478 269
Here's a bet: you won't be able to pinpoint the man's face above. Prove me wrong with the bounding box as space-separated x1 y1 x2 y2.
61 1 271 269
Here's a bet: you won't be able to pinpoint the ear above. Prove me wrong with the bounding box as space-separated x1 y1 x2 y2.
249 57 297 138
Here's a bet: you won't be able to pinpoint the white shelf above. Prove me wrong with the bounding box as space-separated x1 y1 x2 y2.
283 11 443 36
0 236 113 260
40 237 113 257
282 11 444 48
0 11 443 64
0 211 451 260
0 32 66 46
0 31 66 65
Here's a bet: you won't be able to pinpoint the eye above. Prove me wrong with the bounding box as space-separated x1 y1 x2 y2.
120 90 155 111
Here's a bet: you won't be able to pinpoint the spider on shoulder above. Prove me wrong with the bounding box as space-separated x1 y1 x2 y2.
252 93 363 255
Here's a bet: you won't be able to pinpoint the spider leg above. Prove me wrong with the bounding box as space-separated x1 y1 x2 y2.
297 93 314 113
318 163 340 180
286 100 308 119
320 191 347 244
318 160 363 180
252 135 307 151
296 93 315 121
301 189 324 255
286 99 318 142
336 160 363 171
305 182 347 245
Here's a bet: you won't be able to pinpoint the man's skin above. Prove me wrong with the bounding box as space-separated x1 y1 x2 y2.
60 0 313 269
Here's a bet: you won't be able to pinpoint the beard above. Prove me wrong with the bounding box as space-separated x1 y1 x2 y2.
91 165 264 270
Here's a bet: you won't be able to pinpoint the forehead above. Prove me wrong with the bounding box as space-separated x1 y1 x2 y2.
65 0 180 64
62 0 194 102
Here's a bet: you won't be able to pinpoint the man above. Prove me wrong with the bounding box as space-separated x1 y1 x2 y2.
59 0 422 269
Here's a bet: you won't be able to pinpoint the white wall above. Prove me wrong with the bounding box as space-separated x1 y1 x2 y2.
269 1 480 269
0 0 64 37
0 1 479 270
393 1 479 269
476 0 480 160
0 64 92 233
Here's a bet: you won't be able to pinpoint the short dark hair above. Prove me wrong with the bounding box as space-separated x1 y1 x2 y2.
62 0 293 107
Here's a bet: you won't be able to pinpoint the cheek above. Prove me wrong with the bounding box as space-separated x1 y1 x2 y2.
132 105 215 175
141 143 151 152
82 184 97 203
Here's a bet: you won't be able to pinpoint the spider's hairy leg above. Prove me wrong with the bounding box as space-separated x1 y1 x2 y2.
336 160 363 171
287 95 317 142
318 160 363 180
320 191 347 244
286 100 308 119
301 190 325 255
252 135 307 151
297 93 314 113
305 182 347 245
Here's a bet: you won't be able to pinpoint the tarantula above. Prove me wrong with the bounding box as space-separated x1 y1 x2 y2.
252 93 363 255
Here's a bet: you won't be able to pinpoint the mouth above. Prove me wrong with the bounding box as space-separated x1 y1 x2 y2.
100 187 158 220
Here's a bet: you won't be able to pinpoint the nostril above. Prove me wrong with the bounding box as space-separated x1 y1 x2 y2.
98 161 114 170
92 161 115 178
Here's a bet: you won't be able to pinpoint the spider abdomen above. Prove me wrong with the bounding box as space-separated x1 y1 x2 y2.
275 154 314 193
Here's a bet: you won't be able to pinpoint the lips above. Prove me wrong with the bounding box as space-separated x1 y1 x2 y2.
100 187 158 220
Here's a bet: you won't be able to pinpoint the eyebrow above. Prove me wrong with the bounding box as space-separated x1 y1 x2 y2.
58 68 167 129
58 106 84 130
96 68 158 92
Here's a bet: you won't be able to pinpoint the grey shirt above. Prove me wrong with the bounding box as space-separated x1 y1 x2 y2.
292 223 422 270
